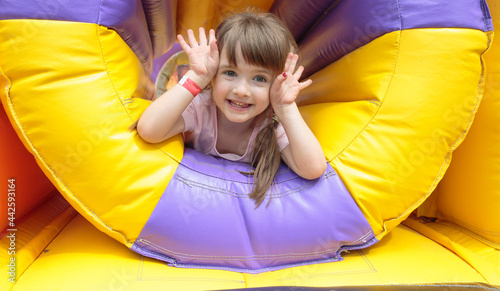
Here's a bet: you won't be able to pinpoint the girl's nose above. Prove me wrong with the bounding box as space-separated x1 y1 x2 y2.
232 82 250 97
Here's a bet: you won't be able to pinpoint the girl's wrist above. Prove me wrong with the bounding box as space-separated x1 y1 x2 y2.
183 70 211 90
272 102 299 122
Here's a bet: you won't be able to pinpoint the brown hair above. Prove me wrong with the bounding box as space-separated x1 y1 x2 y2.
215 11 298 207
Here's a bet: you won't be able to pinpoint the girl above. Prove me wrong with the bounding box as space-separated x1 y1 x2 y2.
137 11 326 206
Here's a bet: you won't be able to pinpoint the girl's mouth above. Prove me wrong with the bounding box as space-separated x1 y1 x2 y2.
228 100 251 109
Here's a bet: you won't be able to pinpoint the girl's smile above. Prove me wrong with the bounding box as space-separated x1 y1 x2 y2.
227 99 251 110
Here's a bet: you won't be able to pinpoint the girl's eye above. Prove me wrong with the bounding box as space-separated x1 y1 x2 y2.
224 70 236 77
254 76 267 82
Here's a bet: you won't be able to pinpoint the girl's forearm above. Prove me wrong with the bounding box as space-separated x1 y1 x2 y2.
274 103 327 179
137 71 207 143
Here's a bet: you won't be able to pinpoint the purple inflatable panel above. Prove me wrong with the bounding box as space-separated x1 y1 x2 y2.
132 149 377 273
272 0 493 77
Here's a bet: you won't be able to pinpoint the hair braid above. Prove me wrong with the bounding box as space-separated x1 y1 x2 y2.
249 113 281 207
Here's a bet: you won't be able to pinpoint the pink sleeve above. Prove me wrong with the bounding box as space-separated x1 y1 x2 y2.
275 123 289 152
181 98 197 133
181 92 209 133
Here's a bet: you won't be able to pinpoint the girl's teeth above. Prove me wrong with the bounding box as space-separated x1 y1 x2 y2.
230 100 249 108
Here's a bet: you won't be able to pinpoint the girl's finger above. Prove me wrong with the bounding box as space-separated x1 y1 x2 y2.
198 27 207 46
299 79 313 91
208 29 216 44
283 52 292 73
288 54 299 74
209 36 219 61
187 29 198 46
274 71 288 85
177 34 191 53
293 65 305 79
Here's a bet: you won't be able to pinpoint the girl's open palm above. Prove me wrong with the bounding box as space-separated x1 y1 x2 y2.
177 28 219 84
270 53 312 108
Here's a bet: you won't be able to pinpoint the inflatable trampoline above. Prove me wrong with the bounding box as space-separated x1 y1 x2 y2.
1 0 499 290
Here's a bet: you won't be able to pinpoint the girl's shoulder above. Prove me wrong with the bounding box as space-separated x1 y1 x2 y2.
182 90 216 133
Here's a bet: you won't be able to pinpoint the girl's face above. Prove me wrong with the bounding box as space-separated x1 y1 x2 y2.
212 44 273 125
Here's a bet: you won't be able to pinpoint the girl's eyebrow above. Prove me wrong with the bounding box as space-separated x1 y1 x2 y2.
218 63 232 69
255 68 272 75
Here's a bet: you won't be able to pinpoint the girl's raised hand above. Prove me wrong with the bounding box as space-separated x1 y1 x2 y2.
177 28 219 86
269 53 312 109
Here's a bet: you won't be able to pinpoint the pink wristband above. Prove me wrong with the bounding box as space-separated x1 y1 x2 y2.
179 75 202 96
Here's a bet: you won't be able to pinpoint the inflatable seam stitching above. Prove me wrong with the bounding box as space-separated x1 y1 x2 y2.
96 0 103 26
441 217 500 237
179 154 325 182
438 219 500 248
181 154 293 175
480 0 493 31
1 61 12 113
298 0 341 44
95 25 133 123
150 142 183 164
136 256 246 283
276 250 376 281
363 0 407 239
136 230 373 261
175 170 336 198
